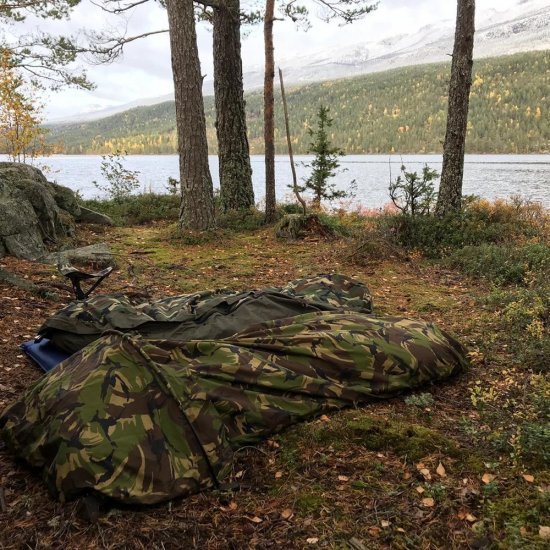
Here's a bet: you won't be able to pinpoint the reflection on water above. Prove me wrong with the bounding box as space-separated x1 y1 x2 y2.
2 154 548 208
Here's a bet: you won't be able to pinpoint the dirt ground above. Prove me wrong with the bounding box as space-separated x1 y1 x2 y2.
0 223 547 549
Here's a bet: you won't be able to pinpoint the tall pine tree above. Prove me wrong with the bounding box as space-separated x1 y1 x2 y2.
436 0 476 215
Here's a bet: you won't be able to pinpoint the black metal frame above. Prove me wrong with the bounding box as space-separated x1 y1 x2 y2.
59 266 114 300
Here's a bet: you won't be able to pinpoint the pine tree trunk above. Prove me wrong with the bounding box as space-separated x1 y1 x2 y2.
264 0 276 223
166 0 215 230
436 0 475 216
213 0 254 211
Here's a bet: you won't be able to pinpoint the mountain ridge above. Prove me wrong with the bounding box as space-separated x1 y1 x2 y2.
48 0 550 124
44 51 549 156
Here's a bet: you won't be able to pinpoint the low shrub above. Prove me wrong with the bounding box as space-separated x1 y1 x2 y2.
520 422 550 467
92 150 141 202
405 392 435 408
316 213 354 236
377 213 461 256
376 197 549 258
81 193 180 226
444 243 550 285
343 222 406 265
216 208 265 231
389 163 438 216
277 202 304 216
484 282 549 370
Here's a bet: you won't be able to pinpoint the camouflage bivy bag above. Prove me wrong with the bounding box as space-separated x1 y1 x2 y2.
0 307 468 504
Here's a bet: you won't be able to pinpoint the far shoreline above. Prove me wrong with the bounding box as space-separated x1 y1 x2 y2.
15 152 550 158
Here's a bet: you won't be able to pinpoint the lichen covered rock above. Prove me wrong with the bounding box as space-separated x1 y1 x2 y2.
0 162 77 260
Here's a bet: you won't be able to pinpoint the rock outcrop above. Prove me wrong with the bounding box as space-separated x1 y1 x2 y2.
40 243 115 267
0 162 113 261
0 163 71 260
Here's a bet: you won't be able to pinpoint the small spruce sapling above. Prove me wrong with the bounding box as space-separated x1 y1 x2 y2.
389 163 439 217
93 150 140 202
298 106 355 208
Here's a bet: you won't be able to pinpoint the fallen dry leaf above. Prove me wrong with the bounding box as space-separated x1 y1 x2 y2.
419 468 432 481
367 526 381 537
306 537 319 544
274 471 283 479
403 471 412 480
457 510 477 522
248 516 263 524
338 475 349 482
319 415 330 422
539 526 550 539
219 501 238 512
462 510 477 523
482 473 495 484
421 497 435 507
436 462 446 478
415 486 425 494
380 520 391 528
522 474 535 483
280 508 293 520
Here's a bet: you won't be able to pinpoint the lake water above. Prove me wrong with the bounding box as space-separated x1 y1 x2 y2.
3 154 549 208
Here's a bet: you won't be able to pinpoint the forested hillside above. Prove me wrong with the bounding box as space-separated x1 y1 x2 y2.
46 51 549 155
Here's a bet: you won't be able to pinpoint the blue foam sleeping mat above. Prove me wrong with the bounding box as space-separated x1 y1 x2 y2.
21 339 72 373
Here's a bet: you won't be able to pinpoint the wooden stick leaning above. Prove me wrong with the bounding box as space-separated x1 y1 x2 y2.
278 67 307 216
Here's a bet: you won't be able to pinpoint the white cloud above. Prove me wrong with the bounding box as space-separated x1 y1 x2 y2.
6 0 542 119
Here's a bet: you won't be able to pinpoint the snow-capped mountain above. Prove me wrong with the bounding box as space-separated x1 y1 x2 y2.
239 0 550 90
50 0 549 124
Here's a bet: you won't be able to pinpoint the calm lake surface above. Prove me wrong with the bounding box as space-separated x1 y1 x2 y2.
5 154 549 208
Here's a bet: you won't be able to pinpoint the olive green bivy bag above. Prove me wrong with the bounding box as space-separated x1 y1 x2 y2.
37 274 373 354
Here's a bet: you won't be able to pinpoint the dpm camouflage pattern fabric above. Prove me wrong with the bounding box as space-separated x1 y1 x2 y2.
39 274 373 354
1 311 467 505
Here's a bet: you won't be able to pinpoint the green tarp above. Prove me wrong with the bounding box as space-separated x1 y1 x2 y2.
0 275 468 505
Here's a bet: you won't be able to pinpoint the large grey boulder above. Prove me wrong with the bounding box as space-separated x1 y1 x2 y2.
0 162 117 261
0 162 49 185
46 181 82 218
0 162 75 260
0 177 46 260
40 243 115 267
11 178 69 241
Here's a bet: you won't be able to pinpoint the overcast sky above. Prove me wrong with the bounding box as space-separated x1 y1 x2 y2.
5 0 536 119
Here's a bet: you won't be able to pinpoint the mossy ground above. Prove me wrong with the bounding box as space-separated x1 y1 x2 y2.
0 221 548 549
